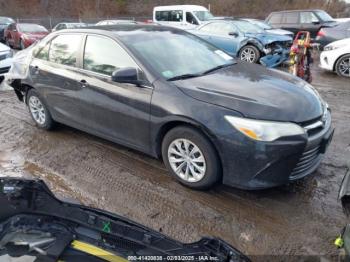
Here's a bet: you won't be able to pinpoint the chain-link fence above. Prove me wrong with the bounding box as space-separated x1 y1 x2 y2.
15 16 152 30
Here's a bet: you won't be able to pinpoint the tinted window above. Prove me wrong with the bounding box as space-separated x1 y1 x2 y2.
268 13 283 24
300 12 319 23
83 35 138 76
186 12 199 25
155 10 183 22
200 22 235 36
284 12 298 23
34 42 50 60
49 34 81 66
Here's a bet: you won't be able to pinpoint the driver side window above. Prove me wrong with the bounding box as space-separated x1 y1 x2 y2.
83 35 138 76
186 12 199 25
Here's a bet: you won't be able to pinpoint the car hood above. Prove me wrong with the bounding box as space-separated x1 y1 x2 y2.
23 32 48 38
245 32 292 45
266 28 293 36
173 62 324 123
0 178 249 261
0 42 10 52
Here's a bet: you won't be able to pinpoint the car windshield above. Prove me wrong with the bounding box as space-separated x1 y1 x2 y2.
18 24 48 33
250 20 271 30
193 11 214 21
119 30 235 80
315 11 334 22
233 20 264 33
0 17 14 24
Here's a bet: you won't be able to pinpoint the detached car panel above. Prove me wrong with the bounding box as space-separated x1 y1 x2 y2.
8 25 333 190
0 178 250 261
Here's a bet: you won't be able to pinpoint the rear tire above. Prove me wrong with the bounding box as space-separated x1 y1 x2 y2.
335 54 350 78
162 126 221 190
27 89 55 130
239 45 260 63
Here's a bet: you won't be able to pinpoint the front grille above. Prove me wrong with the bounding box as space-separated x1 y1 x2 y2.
290 145 321 179
0 66 10 74
0 54 7 61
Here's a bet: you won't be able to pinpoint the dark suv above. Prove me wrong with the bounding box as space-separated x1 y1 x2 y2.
266 9 337 38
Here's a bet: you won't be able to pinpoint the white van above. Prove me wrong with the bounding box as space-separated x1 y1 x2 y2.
153 5 214 28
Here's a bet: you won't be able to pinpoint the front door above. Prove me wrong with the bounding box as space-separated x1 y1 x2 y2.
73 34 153 152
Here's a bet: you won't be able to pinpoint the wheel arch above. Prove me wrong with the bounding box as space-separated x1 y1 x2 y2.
333 53 350 72
155 119 223 176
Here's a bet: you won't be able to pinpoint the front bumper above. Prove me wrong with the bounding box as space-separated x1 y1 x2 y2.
219 111 333 189
319 51 334 71
0 57 12 76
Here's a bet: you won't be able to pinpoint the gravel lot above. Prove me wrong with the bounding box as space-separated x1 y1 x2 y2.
0 54 349 260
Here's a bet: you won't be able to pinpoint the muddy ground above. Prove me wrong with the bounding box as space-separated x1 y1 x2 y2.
0 58 349 260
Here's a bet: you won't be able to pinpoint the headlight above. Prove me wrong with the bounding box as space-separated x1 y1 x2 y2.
5 50 13 58
225 116 305 142
324 44 345 51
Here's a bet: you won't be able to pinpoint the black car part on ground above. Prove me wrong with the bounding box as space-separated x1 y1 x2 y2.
0 178 250 262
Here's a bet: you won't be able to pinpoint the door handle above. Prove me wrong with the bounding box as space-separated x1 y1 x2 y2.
80 79 88 88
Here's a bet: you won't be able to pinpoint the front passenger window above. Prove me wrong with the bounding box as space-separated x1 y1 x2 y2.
49 34 82 67
83 35 138 76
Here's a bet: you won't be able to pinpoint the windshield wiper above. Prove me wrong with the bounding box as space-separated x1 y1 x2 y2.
202 62 236 75
167 73 201 81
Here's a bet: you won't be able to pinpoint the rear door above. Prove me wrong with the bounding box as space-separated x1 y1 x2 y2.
196 22 242 56
30 33 84 125
300 11 321 38
73 34 153 151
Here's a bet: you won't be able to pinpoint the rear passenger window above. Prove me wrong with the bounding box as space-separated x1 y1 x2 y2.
268 13 283 24
34 42 50 60
283 13 298 23
83 35 138 76
156 10 183 22
300 12 319 23
49 34 81 67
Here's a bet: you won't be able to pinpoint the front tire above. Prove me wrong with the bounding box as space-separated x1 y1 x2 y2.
162 126 221 190
239 45 260 63
27 89 54 130
335 54 350 78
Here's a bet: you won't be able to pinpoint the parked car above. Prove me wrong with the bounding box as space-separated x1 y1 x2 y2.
266 9 338 38
190 19 292 63
153 5 214 28
0 16 15 42
4 23 49 49
52 22 87 32
0 42 13 83
9 25 333 190
316 21 350 48
319 38 350 78
96 20 136 26
242 18 294 38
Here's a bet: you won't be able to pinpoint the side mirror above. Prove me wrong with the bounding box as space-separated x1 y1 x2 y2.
229 32 239 37
111 67 141 85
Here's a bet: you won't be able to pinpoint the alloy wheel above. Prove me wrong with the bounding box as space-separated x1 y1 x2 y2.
240 47 256 63
28 96 46 125
338 57 350 77
167 138 206 183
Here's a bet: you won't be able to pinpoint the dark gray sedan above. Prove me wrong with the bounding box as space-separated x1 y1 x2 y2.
316 21 350 48
10 25 333 190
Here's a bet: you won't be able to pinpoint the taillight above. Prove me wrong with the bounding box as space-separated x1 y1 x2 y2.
317 29 325 38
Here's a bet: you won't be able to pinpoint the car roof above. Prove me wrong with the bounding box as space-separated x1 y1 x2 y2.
153 5 208 11
269 9 324 14
60 24 181 36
